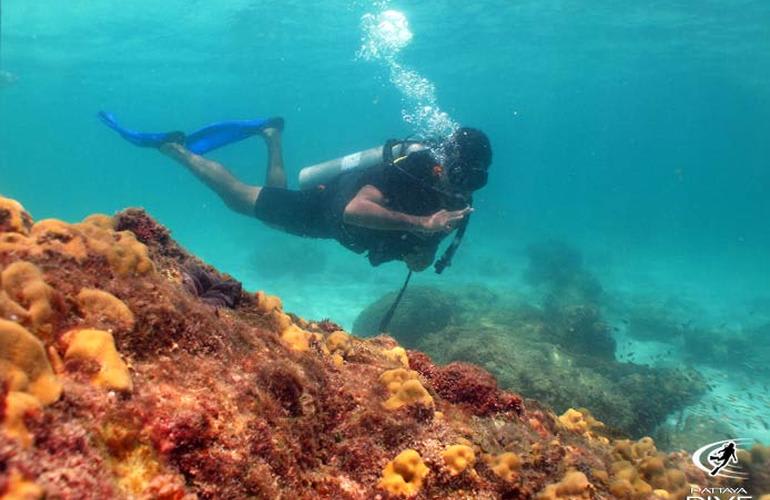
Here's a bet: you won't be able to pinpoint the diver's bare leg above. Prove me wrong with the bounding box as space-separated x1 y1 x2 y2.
160 143 260 216
262 127 287 188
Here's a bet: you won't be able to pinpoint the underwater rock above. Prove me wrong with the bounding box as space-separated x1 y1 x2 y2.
681 321 770 378
524 239 603 308
541 303 615 358
0 194 743 498
352 285 456 343
356 284 703 437
620 296 696 343
653 414 736 453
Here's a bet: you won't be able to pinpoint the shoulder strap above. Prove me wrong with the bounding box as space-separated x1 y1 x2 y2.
381 139 400 166
382 138 428 166
381 138 472 275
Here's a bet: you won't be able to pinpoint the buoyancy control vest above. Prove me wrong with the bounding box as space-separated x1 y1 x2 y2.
298 139 470 275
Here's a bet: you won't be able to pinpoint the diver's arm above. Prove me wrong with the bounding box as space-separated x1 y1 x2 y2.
343 185 427 232
344 185 471 233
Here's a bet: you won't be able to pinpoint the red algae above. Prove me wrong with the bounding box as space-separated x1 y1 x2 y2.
0 195 753 499
409 351 523 417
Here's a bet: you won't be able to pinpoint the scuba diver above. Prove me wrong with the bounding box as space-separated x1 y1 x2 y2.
99 112 491 273
708 441 738 476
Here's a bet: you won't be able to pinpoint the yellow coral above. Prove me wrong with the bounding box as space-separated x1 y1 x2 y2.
491 452 521 481
379 368 433 410
64 328 133 391
267 310 291 332
0 261 56 338
383 346 409 367
0 232 33 255
442 444 476 476
326 331 351 355
0 319 61 404
378 449 430 497
0 207 154 278
537 470 593 499
30 219 88 259
0 196 33 235
76 288 135 332
3 470 43 499
608 437 688 498
0 319 61 447
255 291 283 313
74 220 154 276
99 422 163 499
281 324 311 352
115 231 155 275
558 408 607 443
3 391 42 447
559 408 589 432
82 213 115 230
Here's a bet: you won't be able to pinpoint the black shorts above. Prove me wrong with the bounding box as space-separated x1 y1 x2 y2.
253 187 336 239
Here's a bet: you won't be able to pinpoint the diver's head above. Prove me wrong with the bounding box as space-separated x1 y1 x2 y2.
442 127 492 192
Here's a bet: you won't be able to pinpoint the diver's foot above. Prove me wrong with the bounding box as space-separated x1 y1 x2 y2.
158 141 188 158
260 117 285 140
162 131 186 146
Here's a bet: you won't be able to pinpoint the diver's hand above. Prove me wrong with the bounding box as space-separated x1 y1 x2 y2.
418 207 472 234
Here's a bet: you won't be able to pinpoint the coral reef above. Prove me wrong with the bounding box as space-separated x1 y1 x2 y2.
0 195 756 498
442 444 476 476
355 285 705 437
739 443 770 495
378 449 430 497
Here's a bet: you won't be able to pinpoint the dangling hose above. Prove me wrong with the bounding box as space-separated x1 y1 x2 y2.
378 270 412 333
378 215 469 332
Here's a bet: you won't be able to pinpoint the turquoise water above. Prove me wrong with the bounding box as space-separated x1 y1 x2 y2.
2 1 769 444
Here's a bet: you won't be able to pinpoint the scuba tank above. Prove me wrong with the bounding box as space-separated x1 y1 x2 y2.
298 142 426 190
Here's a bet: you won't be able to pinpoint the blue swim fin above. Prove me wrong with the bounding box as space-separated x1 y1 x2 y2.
98 111 185 148
98 112 284 154
185 117 284 154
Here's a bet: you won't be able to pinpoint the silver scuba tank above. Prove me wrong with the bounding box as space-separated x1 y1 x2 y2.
298 142 426 190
